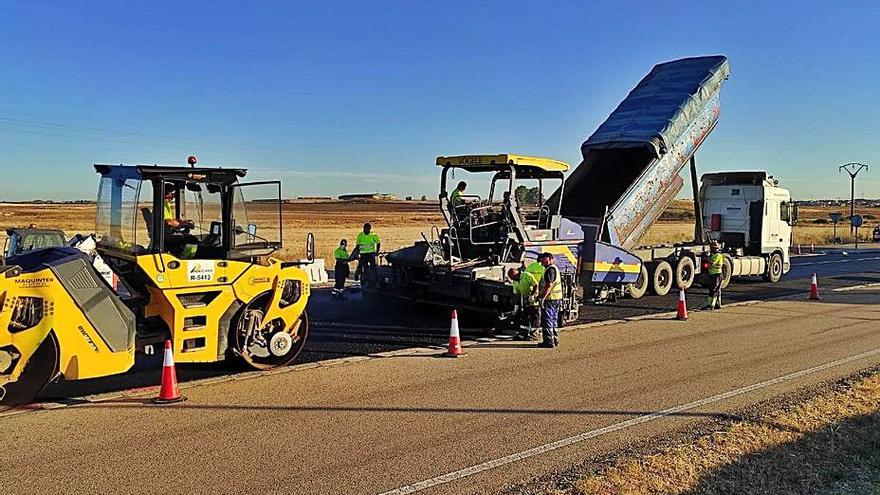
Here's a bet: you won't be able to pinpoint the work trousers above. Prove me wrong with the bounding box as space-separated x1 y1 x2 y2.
707 273 722 308
357 253 378 285
519 304 540 339
541 299 560 346
334 260 349 290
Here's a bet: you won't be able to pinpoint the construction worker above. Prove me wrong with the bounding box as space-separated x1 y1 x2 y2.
508 268 540 340
162 183 194 230
537 252 563 348
449 181 467 205
162 183 196 258
703 241 724 310
332 239 351 297
353 223 381 285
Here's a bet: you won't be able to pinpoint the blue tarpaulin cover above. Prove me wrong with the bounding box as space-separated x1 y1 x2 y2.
557 55 730 250
582 55 730 158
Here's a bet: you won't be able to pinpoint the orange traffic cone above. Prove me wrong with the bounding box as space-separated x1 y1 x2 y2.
153 340 186 404
446 309 464 357
676 288 688 320
808 273 821 300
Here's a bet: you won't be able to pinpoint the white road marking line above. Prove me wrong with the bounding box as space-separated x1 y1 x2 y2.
378 347 880 495
796 256 880 267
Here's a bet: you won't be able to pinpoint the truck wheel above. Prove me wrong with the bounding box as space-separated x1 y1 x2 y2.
627 264 649 299
675 257 696 290
650 260 674 296
762 253 783 283
720 256 733 289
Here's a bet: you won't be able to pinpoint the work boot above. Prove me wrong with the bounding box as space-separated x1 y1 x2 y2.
714 304 722 310
700 304 714 311
537 340 556 348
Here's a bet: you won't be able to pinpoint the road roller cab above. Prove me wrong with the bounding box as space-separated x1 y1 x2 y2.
93 160 313 369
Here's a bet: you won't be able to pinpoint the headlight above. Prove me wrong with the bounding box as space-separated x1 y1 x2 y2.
279 280 301 307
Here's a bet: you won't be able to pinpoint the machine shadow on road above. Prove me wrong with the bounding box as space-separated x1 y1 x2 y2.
36 400 759 422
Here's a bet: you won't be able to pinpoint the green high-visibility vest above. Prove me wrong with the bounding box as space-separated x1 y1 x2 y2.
514 270 539 305
334 247 349 260
525 261 545 279
356 232 380 254
163 200 174 220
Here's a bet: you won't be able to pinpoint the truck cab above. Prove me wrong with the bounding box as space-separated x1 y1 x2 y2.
4 228 67 258
701 171 795 280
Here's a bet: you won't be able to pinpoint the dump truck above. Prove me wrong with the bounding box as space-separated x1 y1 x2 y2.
376 55 795 324
0 160 314 405
555 55 796 300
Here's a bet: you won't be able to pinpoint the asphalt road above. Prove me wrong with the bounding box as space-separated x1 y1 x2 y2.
35 248 880 400
2 286 879 494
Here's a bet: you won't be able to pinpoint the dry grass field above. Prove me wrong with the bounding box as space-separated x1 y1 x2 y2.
0 201 444 263
2 199 878 263
645 200 880 247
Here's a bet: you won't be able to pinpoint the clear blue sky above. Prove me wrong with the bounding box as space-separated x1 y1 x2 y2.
1 1 878 201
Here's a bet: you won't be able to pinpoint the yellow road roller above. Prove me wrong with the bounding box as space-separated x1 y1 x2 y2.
0 160 313 405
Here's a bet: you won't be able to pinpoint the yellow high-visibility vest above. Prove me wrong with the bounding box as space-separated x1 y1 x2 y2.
709 253 724 275
542 264 564 300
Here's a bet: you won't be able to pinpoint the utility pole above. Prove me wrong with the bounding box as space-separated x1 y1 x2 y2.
839 162 868 233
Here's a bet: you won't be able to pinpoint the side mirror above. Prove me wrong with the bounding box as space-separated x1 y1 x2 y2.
791 203 799 226
247 224 257 237
210 222 222 236
306 232 315 262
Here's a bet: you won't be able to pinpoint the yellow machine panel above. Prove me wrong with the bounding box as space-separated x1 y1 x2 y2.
0 255 135 405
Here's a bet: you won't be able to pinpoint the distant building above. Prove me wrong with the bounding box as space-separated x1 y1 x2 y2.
338 193 399 201
296 196 333 201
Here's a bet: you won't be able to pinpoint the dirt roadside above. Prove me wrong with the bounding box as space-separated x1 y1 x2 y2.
506 366 880 495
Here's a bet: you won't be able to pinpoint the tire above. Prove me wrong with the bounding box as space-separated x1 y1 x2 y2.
720 256 733 289
627 264 649 299
675 257 696 290
650 260 674 296
0 335 59 406
762 252 783 283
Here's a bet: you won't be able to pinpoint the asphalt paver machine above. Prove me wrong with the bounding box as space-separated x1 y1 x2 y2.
375 154 641 326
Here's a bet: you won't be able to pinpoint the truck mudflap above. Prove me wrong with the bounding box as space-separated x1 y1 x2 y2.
578 241 642 286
